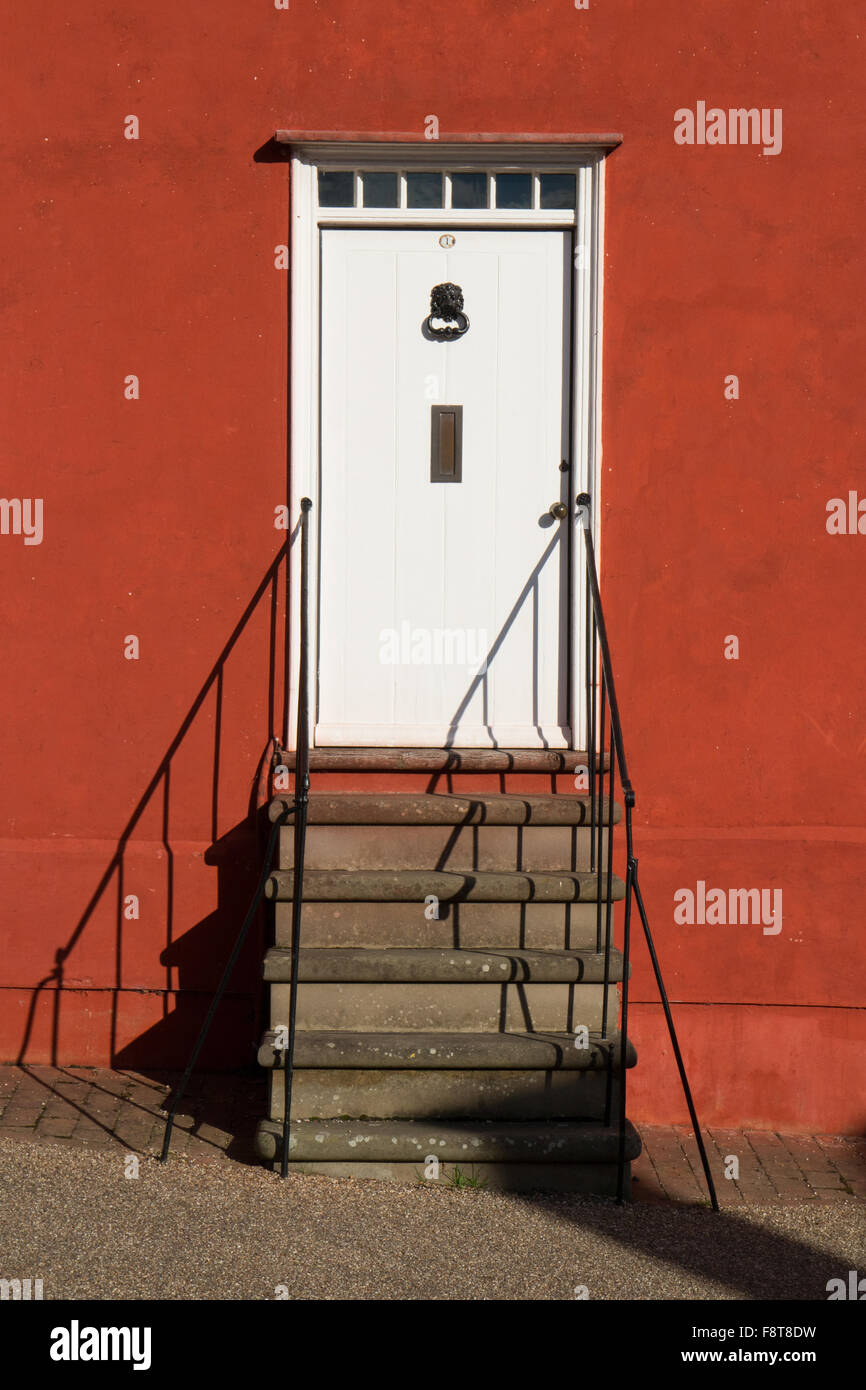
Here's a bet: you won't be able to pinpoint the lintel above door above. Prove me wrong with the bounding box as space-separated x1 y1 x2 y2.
274 131 623 149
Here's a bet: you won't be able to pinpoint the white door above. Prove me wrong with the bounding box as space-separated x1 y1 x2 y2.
317 227 573 748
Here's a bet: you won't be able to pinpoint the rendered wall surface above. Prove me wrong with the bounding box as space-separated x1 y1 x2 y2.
1 2 863 1131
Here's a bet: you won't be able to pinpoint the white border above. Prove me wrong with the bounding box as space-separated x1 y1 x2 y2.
286 142 606 751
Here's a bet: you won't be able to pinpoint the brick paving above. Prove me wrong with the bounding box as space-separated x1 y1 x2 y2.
0 1064 261 1167
632 1123 866 1206
0 1064 863 1205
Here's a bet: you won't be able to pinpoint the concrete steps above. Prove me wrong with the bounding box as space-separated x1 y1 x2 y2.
264 946 626 1033
272 982 611 1033
269 791 620 824
266 868 623 902
275 747 608 774
254 1117 641 1193
257 1028 635 1126
257 775 637 1193
278 901 611 950
269 795 616 873
258 1028 636 1069
262 946 626 983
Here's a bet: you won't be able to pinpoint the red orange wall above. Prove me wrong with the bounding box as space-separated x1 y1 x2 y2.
1 2 863 1131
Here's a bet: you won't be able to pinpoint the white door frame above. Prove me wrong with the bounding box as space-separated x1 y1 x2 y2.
285 141 608 753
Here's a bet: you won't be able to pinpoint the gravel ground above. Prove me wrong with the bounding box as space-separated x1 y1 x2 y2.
1 1137 863 1301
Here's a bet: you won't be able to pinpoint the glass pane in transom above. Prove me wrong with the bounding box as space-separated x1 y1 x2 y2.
406 171 443 208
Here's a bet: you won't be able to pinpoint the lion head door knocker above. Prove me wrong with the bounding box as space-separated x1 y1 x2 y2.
424 282 470 341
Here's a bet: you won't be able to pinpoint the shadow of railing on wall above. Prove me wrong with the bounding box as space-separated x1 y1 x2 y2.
16 535 296 1071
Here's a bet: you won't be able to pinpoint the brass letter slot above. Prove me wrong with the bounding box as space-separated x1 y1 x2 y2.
430 404 463 482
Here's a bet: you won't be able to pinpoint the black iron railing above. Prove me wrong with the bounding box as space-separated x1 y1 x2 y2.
160 499 313 1173
278 496 312 1177
576 492 719 1210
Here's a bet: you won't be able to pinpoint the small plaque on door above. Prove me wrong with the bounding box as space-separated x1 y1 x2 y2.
430 404 463 483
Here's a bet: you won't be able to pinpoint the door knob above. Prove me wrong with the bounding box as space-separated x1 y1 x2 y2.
549 501 568 520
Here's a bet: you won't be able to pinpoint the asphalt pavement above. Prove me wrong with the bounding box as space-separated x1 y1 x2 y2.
2 1136 863 1301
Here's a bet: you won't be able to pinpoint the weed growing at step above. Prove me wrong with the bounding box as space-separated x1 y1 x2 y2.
446 1165 489 1190
415 1160 488 1189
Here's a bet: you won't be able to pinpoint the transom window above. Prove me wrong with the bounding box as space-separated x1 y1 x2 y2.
317 167 577 211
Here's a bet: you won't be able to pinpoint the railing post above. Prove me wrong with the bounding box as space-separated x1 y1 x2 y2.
280 763 308 1178
159 801 289 1164
573 491 719 1212
617 798 635 1203
280 496 313 1179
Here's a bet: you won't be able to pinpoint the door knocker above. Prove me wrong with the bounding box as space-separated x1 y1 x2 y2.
424 282 470 341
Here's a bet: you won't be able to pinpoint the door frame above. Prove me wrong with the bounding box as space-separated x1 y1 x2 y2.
285 140 609 753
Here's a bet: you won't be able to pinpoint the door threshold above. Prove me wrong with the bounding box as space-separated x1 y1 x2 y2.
276 746 606 773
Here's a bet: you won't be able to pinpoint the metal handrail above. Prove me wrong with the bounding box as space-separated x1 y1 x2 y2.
160 499 313 1172
279 496 313 1178
575 493 719 1211
159 801 290 1164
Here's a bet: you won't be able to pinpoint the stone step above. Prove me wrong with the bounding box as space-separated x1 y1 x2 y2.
260 761 634 1195
276 747 608 774
270 981 615 1033
256 1116 640 1162
254 1117 641 1193
274 899 615 950
263 946 626 984
261 1032 634 1124
266 868 626 904
257 1028 635 1070
278 822 609 872
258 1157 632 1192
270 791 619 825
267 1068 624 1124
